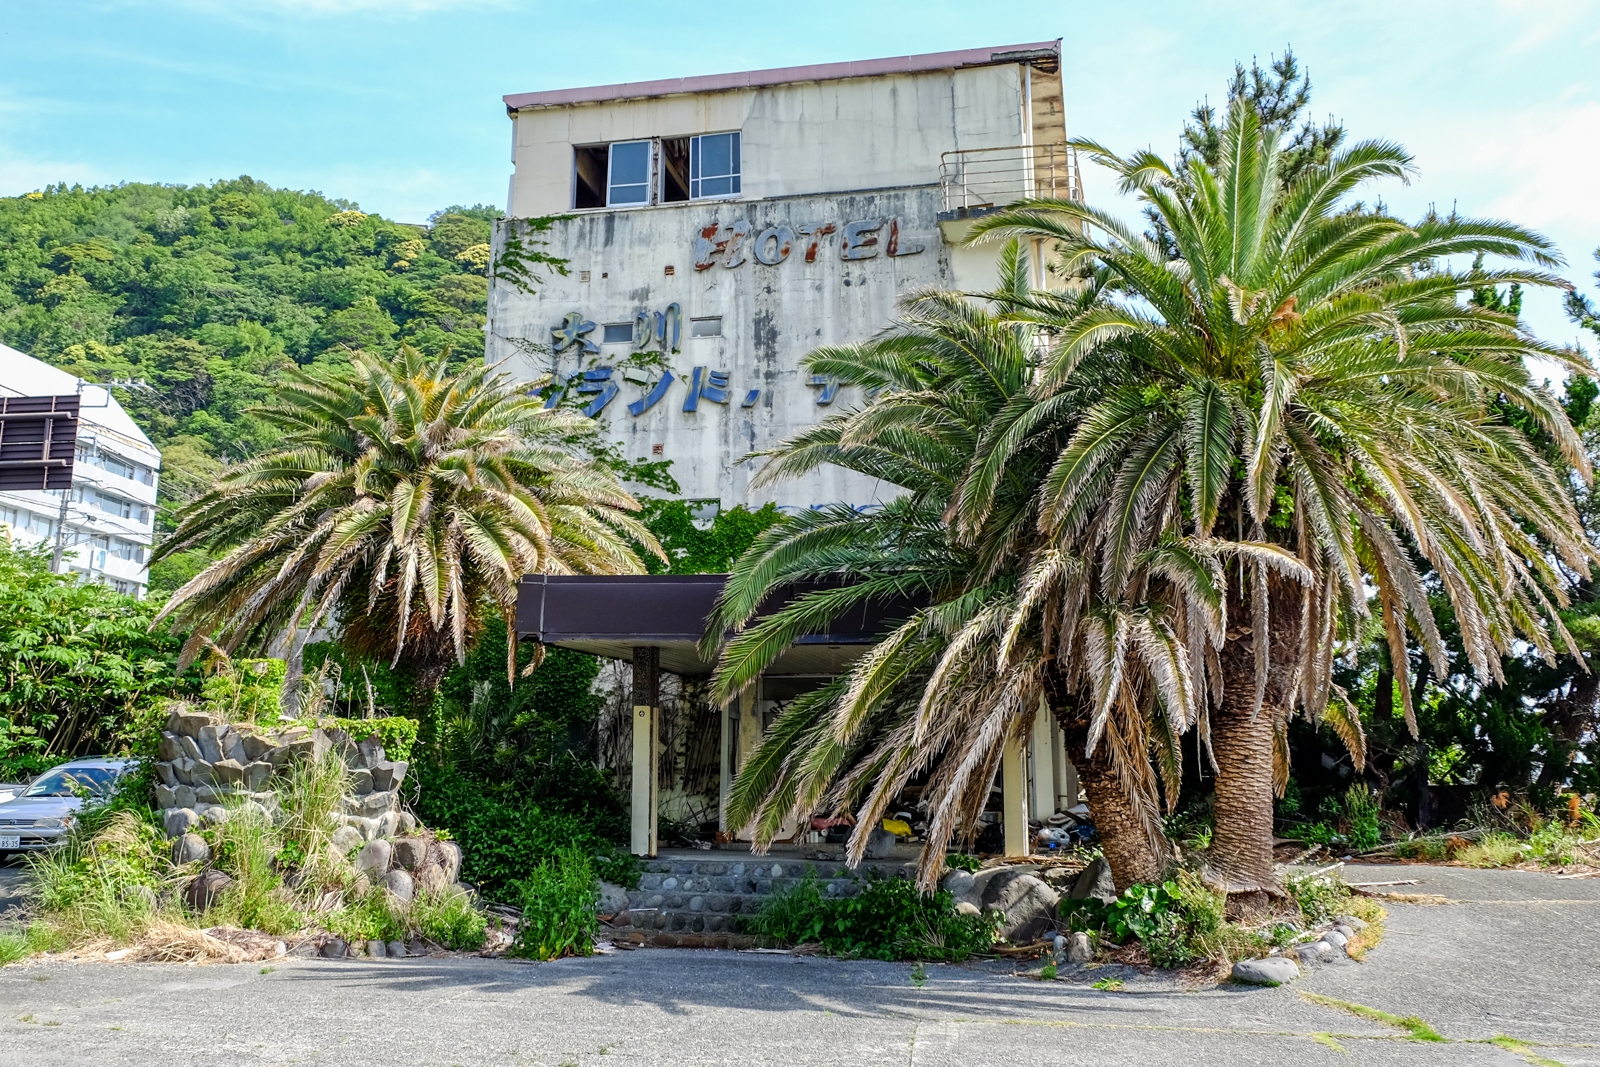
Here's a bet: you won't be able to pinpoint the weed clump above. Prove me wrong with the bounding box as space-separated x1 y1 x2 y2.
1059 866 1386 969
509 847 599 960
411 889 488 950
1060 871 1229 968
744 873 996 962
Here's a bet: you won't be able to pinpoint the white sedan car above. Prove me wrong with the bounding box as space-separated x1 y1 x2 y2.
0 759 136 855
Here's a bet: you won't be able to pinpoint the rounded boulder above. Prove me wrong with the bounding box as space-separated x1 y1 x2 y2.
355 838 392 876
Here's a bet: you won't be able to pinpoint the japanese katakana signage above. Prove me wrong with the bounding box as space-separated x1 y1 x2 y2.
548 302 780 418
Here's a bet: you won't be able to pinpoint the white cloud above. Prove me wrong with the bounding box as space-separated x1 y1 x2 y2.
1471 102 1600 237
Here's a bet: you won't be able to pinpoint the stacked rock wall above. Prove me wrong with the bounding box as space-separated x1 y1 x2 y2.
154 710 412 842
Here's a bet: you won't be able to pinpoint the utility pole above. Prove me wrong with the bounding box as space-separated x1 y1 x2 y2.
49 488 70 573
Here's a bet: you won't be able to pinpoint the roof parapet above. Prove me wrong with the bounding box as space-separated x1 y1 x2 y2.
504 40 1061 114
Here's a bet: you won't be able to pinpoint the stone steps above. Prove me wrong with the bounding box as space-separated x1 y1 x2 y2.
609 854 914 950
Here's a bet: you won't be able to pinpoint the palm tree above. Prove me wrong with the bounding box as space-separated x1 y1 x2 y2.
154 345 660 696
971 99 1596 898
703 247 1185 890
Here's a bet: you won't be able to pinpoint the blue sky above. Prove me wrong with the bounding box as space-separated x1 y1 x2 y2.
4 0 1598 351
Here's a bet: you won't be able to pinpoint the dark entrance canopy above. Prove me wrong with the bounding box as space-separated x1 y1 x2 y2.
515 574 921 676
0 394 79 492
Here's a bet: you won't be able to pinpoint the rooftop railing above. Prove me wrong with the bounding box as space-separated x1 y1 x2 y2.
938 143 1083 215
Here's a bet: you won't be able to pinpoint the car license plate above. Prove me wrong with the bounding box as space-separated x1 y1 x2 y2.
0 836 19 849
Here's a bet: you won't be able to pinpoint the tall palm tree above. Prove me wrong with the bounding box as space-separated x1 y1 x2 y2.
703 247 1186 890
971 99 1596 898
154 345 660 695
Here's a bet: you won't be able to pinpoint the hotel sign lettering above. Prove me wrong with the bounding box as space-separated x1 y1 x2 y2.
693 216 924 270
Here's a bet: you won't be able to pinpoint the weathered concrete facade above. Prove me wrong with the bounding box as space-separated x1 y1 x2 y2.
488 42 1071 510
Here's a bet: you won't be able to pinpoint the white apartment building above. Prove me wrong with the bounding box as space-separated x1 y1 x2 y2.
487 41 1076 513
0 342 161 598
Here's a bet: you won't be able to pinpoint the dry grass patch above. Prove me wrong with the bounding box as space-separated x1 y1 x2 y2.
130 921 248 964
1360 890 1457 905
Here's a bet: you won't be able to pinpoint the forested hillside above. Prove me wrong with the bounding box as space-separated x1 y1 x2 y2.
0 178 498 587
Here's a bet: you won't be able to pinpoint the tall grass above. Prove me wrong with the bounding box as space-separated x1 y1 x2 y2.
9 727 494 961
277 752 351 891
26 811 176 946
411 889 487 950
205 800 302 936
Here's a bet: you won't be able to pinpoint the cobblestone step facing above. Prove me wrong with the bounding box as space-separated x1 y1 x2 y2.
609 856 914 950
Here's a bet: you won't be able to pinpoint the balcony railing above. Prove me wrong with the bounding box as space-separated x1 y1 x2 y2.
938 143 1083 215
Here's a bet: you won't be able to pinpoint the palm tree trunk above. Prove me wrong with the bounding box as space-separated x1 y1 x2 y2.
1206 575 1304 904
1045 666 1170 892
1207 668 1280 897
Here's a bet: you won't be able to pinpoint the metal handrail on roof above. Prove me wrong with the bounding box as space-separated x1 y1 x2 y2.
938 143 1083 215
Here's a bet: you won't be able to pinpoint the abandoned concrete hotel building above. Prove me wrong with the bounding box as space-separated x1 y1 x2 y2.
489 42 1083 856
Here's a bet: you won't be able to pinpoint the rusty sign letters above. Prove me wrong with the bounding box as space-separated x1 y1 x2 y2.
694 216 922 270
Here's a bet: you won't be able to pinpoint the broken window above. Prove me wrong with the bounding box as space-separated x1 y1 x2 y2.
691 132 740 199
661 137 691 203
573 133 740 209
573 145 607 209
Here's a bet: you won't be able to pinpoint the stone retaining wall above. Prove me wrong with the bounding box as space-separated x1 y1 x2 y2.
154 710 411 841
153 709 469 921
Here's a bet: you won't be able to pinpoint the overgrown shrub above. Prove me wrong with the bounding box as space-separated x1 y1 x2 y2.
199 657 286 724
1283 784 1384 851
745 874 996 962
432 622 605 777
1060 872 1224 968
1340 786 1382 850
0 546 194 778
509 847 598 960
411 763 637 897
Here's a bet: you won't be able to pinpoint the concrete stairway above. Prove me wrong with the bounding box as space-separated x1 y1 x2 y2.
608 851 916 949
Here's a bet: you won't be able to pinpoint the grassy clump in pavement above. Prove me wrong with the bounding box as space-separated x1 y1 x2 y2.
1299 992 1445 1042
1490 1035 1567 1067
0 924 59 966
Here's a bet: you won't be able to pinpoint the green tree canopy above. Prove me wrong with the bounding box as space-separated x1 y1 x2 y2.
0 179 503 591
0 547 191 778
971 97 1593 893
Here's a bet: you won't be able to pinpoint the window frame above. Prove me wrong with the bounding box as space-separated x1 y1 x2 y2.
571 133 743 211
605 140 653 208
689 131 742 200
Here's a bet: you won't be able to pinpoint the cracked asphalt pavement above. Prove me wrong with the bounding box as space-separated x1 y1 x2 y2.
0 862 1595 1066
